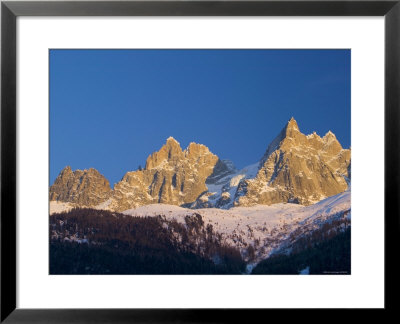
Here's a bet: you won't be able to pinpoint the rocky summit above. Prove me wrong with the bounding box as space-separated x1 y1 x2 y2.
49 166 112 207
50 118 351 211
233 118 351 206
107 137 220 211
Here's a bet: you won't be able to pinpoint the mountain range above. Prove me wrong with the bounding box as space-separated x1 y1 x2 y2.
50 117 351 212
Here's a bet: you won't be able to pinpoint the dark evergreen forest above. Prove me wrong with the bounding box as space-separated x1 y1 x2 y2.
252 228 351 274
50 208 246 274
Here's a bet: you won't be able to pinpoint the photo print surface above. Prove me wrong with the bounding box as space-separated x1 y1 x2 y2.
49 49 351 275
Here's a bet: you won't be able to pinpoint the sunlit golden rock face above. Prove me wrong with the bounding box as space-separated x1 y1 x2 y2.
235 118 351 206
49 166 112 207
50 118 350 211
107 137 219 212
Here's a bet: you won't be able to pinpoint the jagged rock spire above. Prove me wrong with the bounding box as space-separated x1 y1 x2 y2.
237 118 351 207
286 117 299 131
260 117 301 165
145 137 183 169
166 136 180 145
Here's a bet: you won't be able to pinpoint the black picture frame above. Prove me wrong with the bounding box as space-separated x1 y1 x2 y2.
1 0 399 322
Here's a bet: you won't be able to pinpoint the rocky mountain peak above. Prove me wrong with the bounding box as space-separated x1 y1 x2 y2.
323 130 338 143
166 136 180 146
59 165 72 175
50 119 350 212
106 138 219 211
285 117 300 134
260 117 302 166
49 167 112 207
319 130 343 156
185 142 212 160
145 137 184 170
235 118 351 207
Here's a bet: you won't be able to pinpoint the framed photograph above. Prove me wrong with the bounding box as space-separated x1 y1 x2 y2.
1 0 398 321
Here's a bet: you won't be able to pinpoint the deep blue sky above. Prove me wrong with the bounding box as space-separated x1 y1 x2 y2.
50 49 350 186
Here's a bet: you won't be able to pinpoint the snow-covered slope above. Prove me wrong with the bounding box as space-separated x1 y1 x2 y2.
123 190 350 264
50 201 75 214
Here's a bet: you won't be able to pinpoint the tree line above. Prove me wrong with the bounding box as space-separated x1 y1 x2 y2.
50 208 245 274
